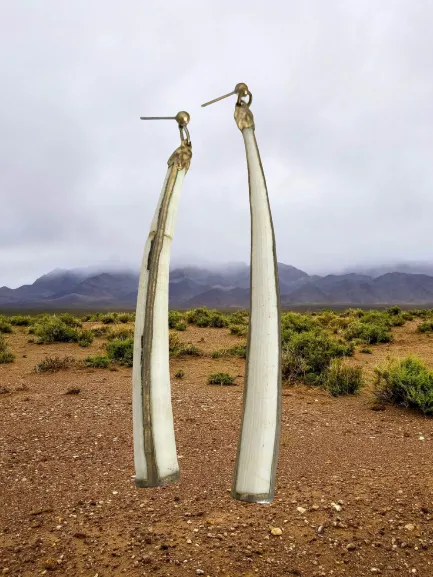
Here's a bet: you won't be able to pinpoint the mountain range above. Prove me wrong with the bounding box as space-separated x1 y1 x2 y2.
2 262 433 310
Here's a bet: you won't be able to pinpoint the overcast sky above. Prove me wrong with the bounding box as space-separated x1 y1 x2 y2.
1 1 433 288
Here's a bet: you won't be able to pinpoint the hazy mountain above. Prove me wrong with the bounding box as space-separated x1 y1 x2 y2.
2 262 433 310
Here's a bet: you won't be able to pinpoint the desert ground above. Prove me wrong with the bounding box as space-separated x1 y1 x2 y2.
1 316 433 577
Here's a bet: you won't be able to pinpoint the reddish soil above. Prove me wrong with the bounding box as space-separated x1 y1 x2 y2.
1 322 433 577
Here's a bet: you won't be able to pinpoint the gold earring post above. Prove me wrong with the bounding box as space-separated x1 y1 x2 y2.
201 83 252 107
140 111 191 144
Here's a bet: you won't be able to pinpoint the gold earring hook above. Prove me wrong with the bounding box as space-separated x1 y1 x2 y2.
201 83 252 108
140 111 191 144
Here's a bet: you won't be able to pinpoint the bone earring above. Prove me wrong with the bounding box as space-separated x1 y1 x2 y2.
132 111 192 488
202 84 282 503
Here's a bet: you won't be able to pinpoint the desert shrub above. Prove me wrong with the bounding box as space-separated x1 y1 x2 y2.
374 357 433 415
282 312 318 335
169 333 201 357
105 337 133 366
344 320 393 344
101 313 117 324
0 319 12 334
34 355 76 373
360 347 373 354
208 372 235 386
282 330 354 385
84 355 110 368
316 310 338 327
9 315 32 326
58 313 82 327
174 321 187 331
76 329 94 347
401 311 415 321
175 369 185 379
106 326 134 341
32 317 93 346
169 310 184 328
418 320 433 333
117 312 134 323
33 317 79 344
229 310 249 325
0 335 14 363
409 309 431 319
212 343 247 359
185 307 228 328
0 350 15 363
229 324 248 337
323 359 364 396
90 325 110 337
85 312 102 322
342 308 365 318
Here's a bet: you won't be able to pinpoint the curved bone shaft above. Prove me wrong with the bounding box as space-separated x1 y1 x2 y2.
231 127 282 503
132 163 186 487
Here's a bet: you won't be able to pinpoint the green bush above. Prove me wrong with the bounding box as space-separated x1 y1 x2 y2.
175 369 185 379
105 337 133 366
360 347 373 354
323 359 364 396
0 319 13 334
34 356 76 372
185 307 228 328
418 321 433 333
228 310 249 325
101 313 117 324
168 310 184 329
374 357 433 415
208 372 235 386
281 312 318 335
174 321 187 331
106 327 134 341
31 317 93 346
9 315 32 326
58 313 82 327
0 335 15 363
76 329 94 347
33 317 79 344
169 333 201 357
84 355 110 368
117 312 134 323
90 325 110 337
229 324 248 337
282 329 354 385
344 320 392 344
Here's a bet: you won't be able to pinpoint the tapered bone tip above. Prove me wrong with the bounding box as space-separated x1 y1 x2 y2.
134 470 180 488
230 489 274 504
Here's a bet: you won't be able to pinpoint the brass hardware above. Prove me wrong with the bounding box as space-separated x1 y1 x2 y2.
140 111 191 144
201 83 254 131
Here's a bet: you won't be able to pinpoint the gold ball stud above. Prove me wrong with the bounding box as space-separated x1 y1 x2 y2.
235 83 249 97
175 111 190 127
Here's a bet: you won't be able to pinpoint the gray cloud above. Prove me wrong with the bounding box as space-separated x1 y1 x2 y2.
1 0 433 287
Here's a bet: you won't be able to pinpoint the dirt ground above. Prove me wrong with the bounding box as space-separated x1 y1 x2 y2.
1 321 433 577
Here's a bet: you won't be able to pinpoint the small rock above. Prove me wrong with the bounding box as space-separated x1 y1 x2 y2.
346 543 356 551
196 570 205 575
270 527 282 536
331 502 342 512
405 524 415 531
43 558 57 571
370 569 381 574
297 507 307 514
65 388 80 395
